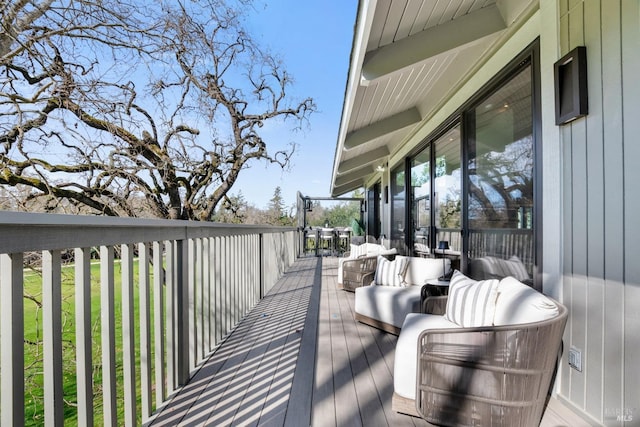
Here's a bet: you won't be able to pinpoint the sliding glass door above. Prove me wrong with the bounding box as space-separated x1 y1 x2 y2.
467 64 535 284
434 126 462 254
402 43 539 287
409 125 462 259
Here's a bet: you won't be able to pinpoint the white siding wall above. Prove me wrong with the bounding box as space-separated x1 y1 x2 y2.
558 1 640 425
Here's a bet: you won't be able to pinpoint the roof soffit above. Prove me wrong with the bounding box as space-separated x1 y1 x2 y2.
344 107 421 149
361 4 506 81
332 0 538 196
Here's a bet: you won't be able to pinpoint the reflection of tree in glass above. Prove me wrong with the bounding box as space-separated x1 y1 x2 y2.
439 198 461 228
469 137 533 228
412 163 430 187
435 156 447 178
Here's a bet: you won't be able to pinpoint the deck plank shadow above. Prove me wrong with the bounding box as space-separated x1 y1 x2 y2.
149 256 583 427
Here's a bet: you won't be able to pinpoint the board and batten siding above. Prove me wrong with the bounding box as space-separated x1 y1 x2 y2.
558 0 640 424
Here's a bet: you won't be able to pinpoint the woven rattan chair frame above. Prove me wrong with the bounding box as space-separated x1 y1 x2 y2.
340 252 397 292
415 300 568 427
340 255 378 292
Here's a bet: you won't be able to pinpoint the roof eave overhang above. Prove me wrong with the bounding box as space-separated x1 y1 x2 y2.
331 0 378 197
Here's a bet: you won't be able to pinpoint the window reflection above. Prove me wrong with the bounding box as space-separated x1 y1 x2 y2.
468 65 534 284
390 167 406 253
411 149 430 256
435 127 461 254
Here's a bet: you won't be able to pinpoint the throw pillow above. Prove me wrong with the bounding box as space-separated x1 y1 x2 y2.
374 256 408 287
444 270 499 327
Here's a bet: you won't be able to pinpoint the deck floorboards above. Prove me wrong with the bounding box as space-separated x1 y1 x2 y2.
149 256 588 427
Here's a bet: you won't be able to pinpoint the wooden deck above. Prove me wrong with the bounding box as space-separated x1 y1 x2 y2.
149 256 590 427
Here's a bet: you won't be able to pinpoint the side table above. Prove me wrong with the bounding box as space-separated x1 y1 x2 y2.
420 280 450 314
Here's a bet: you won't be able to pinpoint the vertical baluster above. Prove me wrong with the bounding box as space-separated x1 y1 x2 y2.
221 236 229 335
43 250 64 426
239 236 244 318
1 252 25 426
195 238 203 363
231 236 237 325
100 246 117 427
213 236 222 345
187 238 196 371
253 235 257 303
138 242 152 421
203 237 211 355
176 239 189 386
121 244 137 426
242 235 247 312
165 240 175 393
75 247 93 426
153 241 165 408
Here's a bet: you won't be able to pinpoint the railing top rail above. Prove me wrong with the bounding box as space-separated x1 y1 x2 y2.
0 210 298 253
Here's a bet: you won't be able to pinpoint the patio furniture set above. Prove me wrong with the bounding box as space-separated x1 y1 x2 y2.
338 241 568 427
304 226 352 257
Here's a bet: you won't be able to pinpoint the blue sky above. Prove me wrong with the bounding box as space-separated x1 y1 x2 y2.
233 1 358 210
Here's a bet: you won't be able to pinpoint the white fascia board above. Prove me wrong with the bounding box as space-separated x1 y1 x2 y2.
331 0 378 195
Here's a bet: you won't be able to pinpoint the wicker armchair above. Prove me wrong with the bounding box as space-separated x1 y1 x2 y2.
340 255 379 292
414 298 568 426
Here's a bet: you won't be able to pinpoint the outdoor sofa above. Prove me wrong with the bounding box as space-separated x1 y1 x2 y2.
337 242 397 291
353 255 450 334
392 271 568 426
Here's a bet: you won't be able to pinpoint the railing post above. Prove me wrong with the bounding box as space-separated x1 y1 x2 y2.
259 233 264 300
153 241 165 406
0 252 25 427
138 242 152 421
187 238 196 371
75 247 94 426
100 245 117 427
176 239 190 385
165 240 176 393
43 249 64 426
121 244 137 426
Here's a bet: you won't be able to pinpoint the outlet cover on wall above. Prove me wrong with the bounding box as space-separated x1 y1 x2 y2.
568 346 582 372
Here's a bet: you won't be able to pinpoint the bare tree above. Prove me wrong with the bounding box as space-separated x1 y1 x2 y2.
0 0 314 220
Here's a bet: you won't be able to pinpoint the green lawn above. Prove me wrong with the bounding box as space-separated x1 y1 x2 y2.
22 259 160 426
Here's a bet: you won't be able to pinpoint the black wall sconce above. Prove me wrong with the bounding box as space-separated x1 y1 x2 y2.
554 46 588 125
384 185 389 204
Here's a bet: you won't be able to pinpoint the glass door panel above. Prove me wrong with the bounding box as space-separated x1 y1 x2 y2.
434 126 462 255
410 149 431 256
467 64 534 283
390 166 407 253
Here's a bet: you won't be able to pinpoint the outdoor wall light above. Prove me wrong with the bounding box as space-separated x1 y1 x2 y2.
554 46 588 125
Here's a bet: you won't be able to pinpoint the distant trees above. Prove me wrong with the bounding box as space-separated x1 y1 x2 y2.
306 199 361 228
0 0 314 220
266 186 294 226
211 187 295 225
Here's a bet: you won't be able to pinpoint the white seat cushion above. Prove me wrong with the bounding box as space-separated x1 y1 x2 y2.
394 313 460 400
494 276 559 325
354 285 423 329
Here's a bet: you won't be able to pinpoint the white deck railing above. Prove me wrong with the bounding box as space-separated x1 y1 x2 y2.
0 211 300 426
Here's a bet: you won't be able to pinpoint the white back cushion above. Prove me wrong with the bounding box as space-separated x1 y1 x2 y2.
349 244 366 258
400 256 449 286
444 271 499 327
374 256 408 287
494 276 559 325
